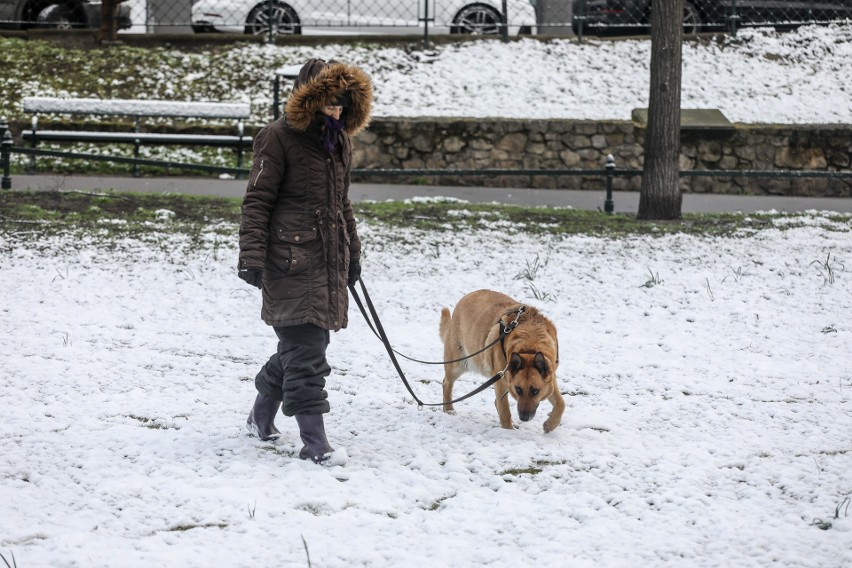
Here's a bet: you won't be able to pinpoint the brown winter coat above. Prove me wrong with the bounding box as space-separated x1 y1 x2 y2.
238 61 372 331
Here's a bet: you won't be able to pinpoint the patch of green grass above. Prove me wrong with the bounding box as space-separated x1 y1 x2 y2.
356 199 796 238
2 191 849 248
0 190 242 245
501 466 544 476
500 459 566 477
127 414 183 430
0 37 275 121
165 523 228 532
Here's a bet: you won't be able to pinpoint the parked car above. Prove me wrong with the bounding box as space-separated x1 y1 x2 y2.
0 0 132 30
573 0 852 35
191 0 538 36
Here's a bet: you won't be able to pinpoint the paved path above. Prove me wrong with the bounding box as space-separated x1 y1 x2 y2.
8 174 852 214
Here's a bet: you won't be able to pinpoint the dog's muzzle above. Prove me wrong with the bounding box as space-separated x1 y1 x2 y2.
518 409 537 422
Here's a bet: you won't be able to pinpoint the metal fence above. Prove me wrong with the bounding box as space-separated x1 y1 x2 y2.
2 1 850 38
4 122 852 214
569 0 852 39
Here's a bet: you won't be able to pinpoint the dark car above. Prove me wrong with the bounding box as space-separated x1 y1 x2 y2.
0 0 132 30
573 0 852 35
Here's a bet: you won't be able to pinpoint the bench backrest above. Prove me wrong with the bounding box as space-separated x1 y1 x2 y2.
22 97 251 120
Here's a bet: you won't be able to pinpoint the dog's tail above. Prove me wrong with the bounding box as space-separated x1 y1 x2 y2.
439 307 452 345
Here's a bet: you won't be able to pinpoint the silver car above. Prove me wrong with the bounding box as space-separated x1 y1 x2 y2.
191 0 538 36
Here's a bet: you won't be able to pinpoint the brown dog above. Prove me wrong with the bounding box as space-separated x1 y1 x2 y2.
439 289 564 432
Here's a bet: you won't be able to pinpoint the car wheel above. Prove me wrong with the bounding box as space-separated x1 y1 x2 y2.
246 2 301 35
451 4 503 35
36 4 76 29
683 1 702 35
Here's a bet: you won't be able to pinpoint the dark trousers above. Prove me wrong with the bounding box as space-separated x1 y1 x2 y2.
255 324 331 416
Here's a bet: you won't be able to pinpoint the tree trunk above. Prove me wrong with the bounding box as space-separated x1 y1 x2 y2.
637 0 684 220
96 0 127 44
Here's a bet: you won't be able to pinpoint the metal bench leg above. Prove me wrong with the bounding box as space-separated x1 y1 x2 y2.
2 121 12 190
236 145 245 178
236 121 245 179
28 116 38 174
133 138 140 177
133 116 141 177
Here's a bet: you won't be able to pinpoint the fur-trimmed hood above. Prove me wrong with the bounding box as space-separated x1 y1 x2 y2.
284 60 373 137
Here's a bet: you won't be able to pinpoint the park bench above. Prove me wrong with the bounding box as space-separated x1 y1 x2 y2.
21 96 253 176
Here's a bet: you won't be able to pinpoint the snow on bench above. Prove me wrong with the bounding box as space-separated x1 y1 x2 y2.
22 97 251 119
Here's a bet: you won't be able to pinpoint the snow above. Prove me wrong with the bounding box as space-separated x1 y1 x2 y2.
271 23 852 124
7 24 852 125
2 211 851 567
22 97 251 119
2 23 852 568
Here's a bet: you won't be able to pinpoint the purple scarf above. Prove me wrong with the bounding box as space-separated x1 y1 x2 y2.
322 114 344 154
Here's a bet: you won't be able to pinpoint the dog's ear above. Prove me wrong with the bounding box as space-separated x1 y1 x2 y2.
534 352 549 377
509 352 524 373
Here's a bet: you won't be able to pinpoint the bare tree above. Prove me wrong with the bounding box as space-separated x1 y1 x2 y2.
638 0 684 220
96 0 128 44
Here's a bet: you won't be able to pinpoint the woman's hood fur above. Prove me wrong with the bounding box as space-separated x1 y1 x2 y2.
285 61 373 137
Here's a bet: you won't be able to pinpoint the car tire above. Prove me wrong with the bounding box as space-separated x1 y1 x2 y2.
36 4 76 30
451 4 503 35
245 1 302 35
683 1 702 35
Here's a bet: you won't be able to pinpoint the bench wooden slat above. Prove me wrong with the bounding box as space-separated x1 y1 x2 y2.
22 97 251 120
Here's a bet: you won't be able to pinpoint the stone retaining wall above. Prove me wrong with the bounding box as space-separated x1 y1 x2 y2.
352 118 852 197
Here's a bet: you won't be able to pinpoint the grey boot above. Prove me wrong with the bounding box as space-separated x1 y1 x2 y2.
295 414 334 464
246 393 282 441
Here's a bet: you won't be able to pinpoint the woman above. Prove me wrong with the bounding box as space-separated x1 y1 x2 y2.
237 58 372 464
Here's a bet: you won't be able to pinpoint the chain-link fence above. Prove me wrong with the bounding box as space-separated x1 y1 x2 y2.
1 1 850 37
187 0 540 37
568 0 852 38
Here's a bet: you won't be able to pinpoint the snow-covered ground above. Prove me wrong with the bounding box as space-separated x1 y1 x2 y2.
6 24 851 125
2 21 851 567
2 211 851 567
248 23 852 124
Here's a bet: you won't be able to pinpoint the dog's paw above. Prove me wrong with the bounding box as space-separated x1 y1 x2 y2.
543 419 561 433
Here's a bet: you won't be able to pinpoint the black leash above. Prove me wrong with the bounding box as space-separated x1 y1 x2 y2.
348 277 520 408
349 283 509 366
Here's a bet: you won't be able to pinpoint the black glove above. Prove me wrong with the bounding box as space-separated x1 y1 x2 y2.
238 268 263 289
347 260 361 287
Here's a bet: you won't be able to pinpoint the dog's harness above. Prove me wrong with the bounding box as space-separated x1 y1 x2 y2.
348 278 525 408
499 306 525 361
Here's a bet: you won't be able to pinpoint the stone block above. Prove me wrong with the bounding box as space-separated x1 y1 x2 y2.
526 142 546 155
443 136 466 153
697 141 723 162
720 156 739 169
411 133 435 153
358 131 378 144
775 147 827 169
496 132 527 153
469 138 492 151
559 149 581 167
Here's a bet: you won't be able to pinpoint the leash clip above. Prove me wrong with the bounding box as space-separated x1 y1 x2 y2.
498 360 510 378
502 305 525 335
